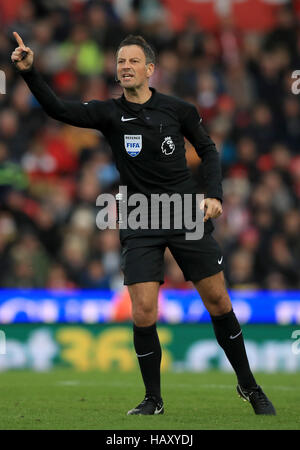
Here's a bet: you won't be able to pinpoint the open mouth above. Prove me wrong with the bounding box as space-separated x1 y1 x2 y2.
122 73 134 81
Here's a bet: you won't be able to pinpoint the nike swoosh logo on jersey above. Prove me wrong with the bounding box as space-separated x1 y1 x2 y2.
136 351 154 358
121 116 137 122
230 330 242 340
218 256 223 264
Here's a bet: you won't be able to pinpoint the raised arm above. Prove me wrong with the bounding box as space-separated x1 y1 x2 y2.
11 31 102 129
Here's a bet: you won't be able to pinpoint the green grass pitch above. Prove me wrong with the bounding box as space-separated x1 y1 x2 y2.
0 369 299 430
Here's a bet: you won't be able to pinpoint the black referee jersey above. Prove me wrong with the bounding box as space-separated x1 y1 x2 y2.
19 66 223 236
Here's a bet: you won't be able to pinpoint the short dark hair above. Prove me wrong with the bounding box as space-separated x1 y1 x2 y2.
117 35 156 65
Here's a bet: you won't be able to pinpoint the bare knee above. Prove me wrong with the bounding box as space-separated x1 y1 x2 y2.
128 282 159 327
204 292 232 316
195 285 232 315
132 300 157 326
194 272 232 316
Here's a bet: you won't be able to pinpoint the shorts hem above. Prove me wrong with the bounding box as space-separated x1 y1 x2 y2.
186 266 224 283
124 278 164 286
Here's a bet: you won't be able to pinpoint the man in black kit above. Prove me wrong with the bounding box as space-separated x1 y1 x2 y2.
11 31 275 416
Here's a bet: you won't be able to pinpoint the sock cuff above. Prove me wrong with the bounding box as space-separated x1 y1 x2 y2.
210 308 235 322
133 322 157 335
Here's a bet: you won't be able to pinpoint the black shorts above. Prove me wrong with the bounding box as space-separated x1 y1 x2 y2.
120 230 224 285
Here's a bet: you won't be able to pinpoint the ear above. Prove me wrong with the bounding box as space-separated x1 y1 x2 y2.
146 63 155 78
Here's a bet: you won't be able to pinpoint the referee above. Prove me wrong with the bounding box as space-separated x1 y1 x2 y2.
11 32 275 416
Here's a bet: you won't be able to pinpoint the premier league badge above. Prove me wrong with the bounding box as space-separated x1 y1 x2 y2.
161 136 175 155
124 135 142 157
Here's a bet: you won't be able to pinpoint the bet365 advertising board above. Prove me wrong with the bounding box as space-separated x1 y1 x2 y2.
0 289 300 372
0 323 299 373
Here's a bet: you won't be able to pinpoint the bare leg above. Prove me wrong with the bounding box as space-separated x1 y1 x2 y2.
193 271 232 316
128 281 160 326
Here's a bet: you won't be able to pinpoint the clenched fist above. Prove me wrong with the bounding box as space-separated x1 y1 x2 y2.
11 31 34 71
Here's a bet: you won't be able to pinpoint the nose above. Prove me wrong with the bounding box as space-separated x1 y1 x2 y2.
120 59 132 70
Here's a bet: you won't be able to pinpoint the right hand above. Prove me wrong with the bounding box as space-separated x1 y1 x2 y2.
11 31 34 71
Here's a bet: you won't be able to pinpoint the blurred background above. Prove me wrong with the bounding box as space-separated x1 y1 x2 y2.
0 0 300 374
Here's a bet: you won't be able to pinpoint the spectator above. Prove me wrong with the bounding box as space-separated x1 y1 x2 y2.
227 248 258 289
1 0 299 290
46 263 76 289
80 259 112 290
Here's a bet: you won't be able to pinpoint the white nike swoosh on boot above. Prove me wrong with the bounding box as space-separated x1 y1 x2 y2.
154 405 164 414
121 116 137 121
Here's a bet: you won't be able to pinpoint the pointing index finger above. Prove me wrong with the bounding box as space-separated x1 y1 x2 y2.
13 31 26 49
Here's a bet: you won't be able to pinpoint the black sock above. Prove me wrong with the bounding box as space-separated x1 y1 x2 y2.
133 322 162 399
210 309 257 389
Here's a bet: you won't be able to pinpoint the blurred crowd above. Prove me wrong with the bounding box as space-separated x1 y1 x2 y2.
0 0 300 291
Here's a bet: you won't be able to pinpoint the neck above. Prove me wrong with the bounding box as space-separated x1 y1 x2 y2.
123 85 152 104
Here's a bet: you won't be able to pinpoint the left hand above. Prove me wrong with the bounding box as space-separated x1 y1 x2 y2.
200 198 223 222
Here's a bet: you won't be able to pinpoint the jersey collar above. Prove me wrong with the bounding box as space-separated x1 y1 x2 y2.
120 87 157 109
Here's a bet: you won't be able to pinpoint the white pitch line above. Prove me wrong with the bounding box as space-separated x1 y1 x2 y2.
55 380 300 392
57 380 80 386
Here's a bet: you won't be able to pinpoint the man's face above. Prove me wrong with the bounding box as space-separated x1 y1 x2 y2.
117 45 154 89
